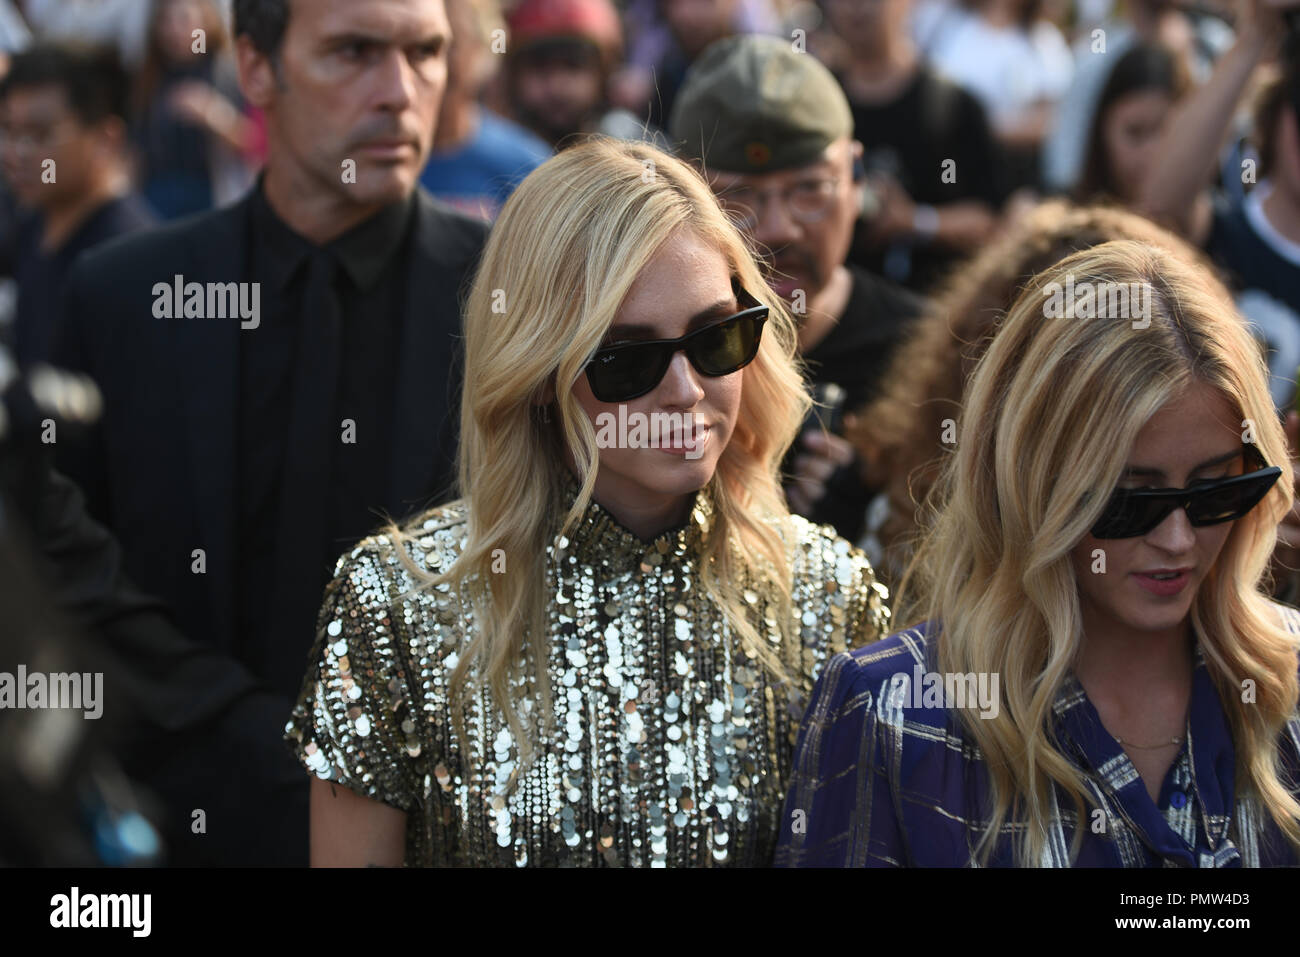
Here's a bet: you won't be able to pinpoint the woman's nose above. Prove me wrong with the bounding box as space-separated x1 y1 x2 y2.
655 350 706 407
1144 504 1198 553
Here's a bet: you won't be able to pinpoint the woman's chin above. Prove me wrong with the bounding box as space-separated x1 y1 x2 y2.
1114 593 1196 634
633 453 718 497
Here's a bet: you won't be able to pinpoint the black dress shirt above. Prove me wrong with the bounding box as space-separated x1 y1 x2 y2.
238 183 415 689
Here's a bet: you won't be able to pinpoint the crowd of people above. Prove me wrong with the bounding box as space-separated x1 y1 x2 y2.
2 0 1300 868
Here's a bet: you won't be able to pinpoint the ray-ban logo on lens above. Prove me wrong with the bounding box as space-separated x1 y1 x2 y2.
594 406 707 460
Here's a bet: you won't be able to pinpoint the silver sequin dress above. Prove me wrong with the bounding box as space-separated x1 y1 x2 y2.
284 484 891 866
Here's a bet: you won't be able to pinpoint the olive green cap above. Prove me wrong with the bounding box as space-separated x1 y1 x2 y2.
669 34 853 174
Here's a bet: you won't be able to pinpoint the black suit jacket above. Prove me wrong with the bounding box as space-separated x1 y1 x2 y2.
53 187 487 679
7 450 306 865
50 188 488 863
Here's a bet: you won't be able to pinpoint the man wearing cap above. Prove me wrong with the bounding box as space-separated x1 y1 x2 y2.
505 0 659 148
670 33 923 543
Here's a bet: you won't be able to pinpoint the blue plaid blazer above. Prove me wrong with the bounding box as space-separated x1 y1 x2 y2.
775 606 1300 867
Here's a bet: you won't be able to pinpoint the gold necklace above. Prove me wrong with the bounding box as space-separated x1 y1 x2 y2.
1113 731 1184 750
1111 710 1188 750
1101 693 1190 751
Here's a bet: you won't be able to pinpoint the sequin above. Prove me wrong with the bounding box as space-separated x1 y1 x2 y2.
283 477 890 866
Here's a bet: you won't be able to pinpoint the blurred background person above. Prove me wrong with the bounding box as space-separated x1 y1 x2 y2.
0 1 29 346
0 0 28 68
820 0 1005 294
21 0 151 68
1141 1 1300 412
420 0 550 220
1074 42 1191 207
0 362 310 868
644 0 745 130
131 0 261 218
671 34 924 542
917 0 1074 194
0 45 154 367
611 0 779 117
1044 0 1235 196
504 0 662 147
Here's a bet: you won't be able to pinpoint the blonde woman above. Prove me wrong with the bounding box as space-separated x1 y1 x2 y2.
283 137 891 867
777 240 1300 867
848 200 1210 590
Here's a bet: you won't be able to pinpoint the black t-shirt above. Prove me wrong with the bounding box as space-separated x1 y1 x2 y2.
1206 190 1300 315
10 194 155 366
802 265 924 414
842 66 1005 294
790 265 924 542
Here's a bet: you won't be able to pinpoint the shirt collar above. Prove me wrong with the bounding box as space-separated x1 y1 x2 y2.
250 180 313 291
1052 643 1239 865
329 187 417 288
552 473 715 578
250 176 417 291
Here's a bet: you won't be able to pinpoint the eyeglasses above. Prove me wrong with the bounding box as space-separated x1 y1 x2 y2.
1090 444 1282 539
0 119 79 153
717 177 841 230
582 283 768 403
0 124 77 154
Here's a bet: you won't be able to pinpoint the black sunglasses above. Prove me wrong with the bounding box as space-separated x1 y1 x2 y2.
1090 444 1282 539
583 282 768 403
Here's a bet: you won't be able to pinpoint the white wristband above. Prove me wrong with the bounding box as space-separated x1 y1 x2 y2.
912 204 940 242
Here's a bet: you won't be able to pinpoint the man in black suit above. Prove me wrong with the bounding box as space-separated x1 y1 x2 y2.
52 0 489 865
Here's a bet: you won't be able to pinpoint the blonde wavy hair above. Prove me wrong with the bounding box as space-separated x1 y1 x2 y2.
849 200 1210 588
386 137 811 778
894 239 1300 866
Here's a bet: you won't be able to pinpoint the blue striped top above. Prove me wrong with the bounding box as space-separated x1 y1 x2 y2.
775 605 1300 867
